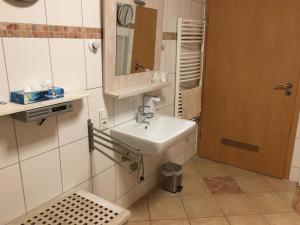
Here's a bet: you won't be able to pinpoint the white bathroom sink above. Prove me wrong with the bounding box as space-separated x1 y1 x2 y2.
110 115 196 155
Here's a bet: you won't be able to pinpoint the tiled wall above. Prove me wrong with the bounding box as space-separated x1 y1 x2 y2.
290 117 300 183
0 0 205 224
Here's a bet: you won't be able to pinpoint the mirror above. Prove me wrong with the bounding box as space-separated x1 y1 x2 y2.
116 3 158 76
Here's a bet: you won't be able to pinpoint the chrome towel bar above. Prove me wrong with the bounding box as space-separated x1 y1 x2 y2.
88 120 144 180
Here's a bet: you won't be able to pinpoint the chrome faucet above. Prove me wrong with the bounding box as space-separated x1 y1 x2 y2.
136 106 152 124
136 95 161 124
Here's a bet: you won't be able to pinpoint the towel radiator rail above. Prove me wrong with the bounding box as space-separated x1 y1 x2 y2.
175 18 206 118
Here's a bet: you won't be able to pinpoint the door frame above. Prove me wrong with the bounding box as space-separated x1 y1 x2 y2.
198 0 300 179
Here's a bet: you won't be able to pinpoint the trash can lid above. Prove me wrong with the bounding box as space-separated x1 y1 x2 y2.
162 162 182 172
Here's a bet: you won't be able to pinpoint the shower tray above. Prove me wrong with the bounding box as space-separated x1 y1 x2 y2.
8 191 131 225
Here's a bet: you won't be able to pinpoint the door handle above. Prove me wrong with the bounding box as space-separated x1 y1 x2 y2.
274 82 293 96
274 82 293 90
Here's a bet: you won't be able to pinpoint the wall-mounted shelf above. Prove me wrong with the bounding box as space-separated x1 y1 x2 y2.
0 89 90 117
105 82 171 99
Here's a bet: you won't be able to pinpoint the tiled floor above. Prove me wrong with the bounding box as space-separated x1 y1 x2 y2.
126 156 300 225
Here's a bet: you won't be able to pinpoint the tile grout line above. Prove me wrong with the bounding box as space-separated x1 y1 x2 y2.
0 37 12 97
81 0 94 190
12 119 28 213
15 136 88 164
55 116 64 193
178 193 192 225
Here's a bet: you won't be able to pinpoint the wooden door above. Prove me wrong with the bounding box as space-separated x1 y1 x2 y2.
199 0 300 178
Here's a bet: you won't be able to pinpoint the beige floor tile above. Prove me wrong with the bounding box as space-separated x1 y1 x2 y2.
263 177 297 192
127 221 151 225
195 163 230 177
181 177 212 198
148 187 179 198
148 197 187 220
128 198 150 222
223 165 260 178
151 219 190 225
182 197 223 218
233 176 273 193
247 192 293 214
190 217 230 225
228 215 269 225
215 194 258 216
182 164 201 182
277 191 297 206
264 212 300 225
193 156 218 165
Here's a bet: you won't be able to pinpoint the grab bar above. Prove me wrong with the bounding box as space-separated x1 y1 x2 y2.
87 119 142 174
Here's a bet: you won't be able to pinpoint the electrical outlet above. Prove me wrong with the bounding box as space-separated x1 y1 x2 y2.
99 109 108 119
99 109 109 130
100 118 109 130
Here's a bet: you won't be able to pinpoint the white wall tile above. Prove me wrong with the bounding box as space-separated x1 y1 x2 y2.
0 164 26 225
85 39 103 89
160 41 167 73
166 0 181 32
60 138 91 191
113 97 135 125
164 105 175 116
0 0 46 24
3 38 52 91
163 148 174 164
88 88 103 129
93 167 116 202
82 0 102 28
292 138 300 168
0 41 10 101
45 0 83 26
49 39 86 91
15 116 58 161
163 0 168 32
164 73 175 106
91 150 115 176
289 167 300 183
73 179 93 193
116 165 134 198
21 149 62 211
89 91 114 129
150 153 163 174
57 99 88 146
134 178 150 201
173 152 185 165
165 40 177 74
156 107 165 114
296 114 300 139
184 144 196 163
191 1 204 20
116 189 135 208
149 170 162 190
181 0 192 19
133 94 143 109
0 116 18 169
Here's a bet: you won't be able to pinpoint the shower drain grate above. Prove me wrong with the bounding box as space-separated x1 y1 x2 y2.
8 191 131 225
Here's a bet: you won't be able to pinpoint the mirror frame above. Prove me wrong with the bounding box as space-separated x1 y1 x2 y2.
103 0 165 96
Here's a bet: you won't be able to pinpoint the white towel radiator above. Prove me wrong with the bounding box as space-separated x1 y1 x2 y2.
175 18 206 118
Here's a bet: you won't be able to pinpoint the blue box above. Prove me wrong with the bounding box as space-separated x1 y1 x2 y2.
10 87 64 105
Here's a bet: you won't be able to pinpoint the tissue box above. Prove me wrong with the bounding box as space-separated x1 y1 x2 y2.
10 87 64 105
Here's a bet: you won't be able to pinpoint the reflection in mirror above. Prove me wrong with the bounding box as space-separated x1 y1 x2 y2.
116 3 157 76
